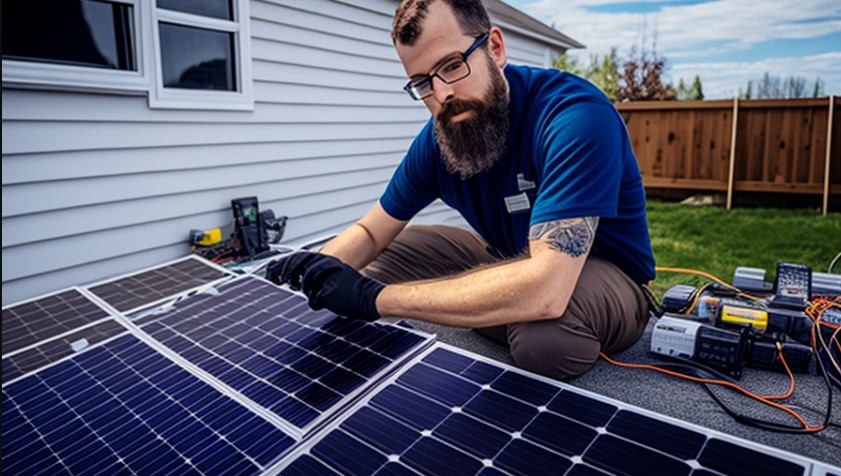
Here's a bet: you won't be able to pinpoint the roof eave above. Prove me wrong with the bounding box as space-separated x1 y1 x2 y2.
493 20 585 50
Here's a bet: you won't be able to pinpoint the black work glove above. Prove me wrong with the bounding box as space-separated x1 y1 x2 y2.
265 252 384 321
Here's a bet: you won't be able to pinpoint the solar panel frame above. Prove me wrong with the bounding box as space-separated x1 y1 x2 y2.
127 274 434 438
2 287 115 359
84 255 235 315
2 333 297 475
268 343 841 476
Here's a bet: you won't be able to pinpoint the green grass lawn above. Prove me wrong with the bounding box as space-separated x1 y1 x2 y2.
646 200 841 298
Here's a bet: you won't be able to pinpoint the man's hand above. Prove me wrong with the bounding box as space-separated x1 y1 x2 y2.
265 252 384 321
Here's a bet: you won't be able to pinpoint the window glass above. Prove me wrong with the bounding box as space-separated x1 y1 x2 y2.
159 22 235 91
157 0 232 20
2 0 135 71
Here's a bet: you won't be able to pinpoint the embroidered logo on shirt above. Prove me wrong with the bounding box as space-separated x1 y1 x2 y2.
504 192 531 213
517 173 536 191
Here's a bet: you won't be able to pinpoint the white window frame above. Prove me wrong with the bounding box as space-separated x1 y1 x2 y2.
1 0 151 94
1 0 253 111
149 1 253 110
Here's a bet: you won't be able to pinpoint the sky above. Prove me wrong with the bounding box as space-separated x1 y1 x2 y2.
504 0 841 99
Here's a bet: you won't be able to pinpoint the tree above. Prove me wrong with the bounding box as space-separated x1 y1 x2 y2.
739 80 754 99
664 83 678 101
553 48 620 102
555 26 693 103
675 75 704 101
744 73 817 99
690 75 704 100
757 72 782 98
676 78 688 100
554 52 584 77
813 77 824 98
617 44 669 102
588 48 621 102
786 76 807 98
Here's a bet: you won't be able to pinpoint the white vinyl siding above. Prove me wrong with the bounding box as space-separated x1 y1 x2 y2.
1 0 567 305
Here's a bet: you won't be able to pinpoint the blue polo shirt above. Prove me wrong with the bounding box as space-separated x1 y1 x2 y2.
380 64 655 284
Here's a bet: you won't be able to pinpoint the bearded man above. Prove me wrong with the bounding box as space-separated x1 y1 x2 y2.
267 0 656 380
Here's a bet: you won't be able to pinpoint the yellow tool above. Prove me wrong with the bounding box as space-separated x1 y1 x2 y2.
190 224 233 247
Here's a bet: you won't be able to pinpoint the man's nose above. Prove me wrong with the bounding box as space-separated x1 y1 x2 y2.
431 76 455 104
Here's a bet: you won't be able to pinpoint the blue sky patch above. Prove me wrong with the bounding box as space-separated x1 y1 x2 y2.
507 0 841 98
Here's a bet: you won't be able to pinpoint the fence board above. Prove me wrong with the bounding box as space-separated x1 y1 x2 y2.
617 98 840 206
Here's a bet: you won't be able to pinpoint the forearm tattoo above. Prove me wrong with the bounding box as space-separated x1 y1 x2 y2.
528 217 599 258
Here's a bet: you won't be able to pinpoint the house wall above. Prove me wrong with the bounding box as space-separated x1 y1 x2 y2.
1 0 564 305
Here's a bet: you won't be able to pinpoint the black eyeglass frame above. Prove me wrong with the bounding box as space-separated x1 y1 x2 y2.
402 32 490 101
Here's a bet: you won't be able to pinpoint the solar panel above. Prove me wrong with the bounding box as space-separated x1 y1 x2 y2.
2 334 295 476
2 288 112 356
8 252 836 475
273 344 835 476
2 318 128 383
138 275 433 434
86 255 233 314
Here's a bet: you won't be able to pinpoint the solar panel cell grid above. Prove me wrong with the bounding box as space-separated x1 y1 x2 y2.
2 290 111 355
278 345 810 476
140 276 429 431
87 256 230 313
278 453 336 475
699 438 806 476
2 334 295 476
3 319 128 383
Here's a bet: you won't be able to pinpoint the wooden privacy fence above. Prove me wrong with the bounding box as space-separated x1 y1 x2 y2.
616 97 840 214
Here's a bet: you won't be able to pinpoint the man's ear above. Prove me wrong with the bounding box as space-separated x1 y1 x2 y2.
488 26 507 67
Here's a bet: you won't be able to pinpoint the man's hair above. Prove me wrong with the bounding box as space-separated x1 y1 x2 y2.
392 0 491 45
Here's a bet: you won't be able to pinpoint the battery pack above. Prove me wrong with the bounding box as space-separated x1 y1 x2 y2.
661 285 697 313
696 325 749 378
749 339 812 374
719 305 768 331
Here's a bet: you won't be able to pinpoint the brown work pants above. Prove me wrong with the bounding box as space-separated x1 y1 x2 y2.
364 225 650 380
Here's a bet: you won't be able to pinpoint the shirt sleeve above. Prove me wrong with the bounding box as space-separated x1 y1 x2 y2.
530 100 623 226
380 120 439 221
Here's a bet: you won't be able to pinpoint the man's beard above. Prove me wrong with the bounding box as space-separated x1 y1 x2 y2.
434 58 510 179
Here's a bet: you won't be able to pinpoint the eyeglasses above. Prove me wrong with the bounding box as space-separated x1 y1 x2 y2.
403 32 489 101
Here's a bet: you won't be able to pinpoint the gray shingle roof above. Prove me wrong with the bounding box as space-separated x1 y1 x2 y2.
485 0 585 50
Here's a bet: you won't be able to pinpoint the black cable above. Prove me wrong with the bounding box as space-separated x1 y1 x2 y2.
641 285 664 318
816 346 841 391
656 357 739 383
711 336 835 433
655 361 808 431
700 386 816 433
653 355 834 433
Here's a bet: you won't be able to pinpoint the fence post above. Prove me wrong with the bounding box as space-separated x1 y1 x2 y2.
824 95 835 216
726 98 740 210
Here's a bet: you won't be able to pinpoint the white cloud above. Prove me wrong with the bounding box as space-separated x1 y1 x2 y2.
516 0 841 98
524 0 840 55
671 52 841 98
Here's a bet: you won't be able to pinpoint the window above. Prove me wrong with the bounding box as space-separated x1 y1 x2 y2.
159 23 236 91
150 0 253 109
2 0 147 92
1 0 253 110
4 1 136 71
